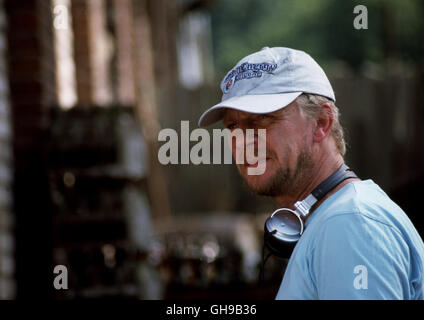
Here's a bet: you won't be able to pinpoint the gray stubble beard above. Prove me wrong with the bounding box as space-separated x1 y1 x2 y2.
242 150 314 198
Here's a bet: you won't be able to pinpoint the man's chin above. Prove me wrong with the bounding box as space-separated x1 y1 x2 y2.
242 171 279 196
240 164 295 197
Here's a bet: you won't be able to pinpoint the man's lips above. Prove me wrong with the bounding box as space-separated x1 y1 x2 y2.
244 157 271 168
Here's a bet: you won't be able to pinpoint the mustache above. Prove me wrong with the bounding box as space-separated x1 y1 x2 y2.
235 149 274 165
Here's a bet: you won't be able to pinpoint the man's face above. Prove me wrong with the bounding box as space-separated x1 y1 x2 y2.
223 101 316 197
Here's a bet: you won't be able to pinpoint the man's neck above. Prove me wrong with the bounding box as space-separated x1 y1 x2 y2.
273 154 354 210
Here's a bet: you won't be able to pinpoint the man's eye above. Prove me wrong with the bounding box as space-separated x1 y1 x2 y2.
227 123 237 130
259 114 270 120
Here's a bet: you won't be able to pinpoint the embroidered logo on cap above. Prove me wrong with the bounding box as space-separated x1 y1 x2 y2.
222 62 277 93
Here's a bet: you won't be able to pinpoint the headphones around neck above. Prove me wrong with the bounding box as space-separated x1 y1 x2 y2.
263 163 358 259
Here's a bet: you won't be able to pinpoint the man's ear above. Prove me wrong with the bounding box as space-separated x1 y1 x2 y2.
313 103 334 143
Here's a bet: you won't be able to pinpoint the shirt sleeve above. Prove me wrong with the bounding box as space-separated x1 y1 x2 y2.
312 212 411 299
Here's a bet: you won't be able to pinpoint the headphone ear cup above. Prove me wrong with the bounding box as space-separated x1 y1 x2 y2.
264 217 297 259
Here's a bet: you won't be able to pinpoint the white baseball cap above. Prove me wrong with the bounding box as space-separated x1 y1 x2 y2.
198 47 335 127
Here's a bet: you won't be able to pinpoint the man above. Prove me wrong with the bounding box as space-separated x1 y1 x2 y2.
198 47 424 299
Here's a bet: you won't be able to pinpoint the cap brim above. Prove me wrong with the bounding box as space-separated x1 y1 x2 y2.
198 92 303 127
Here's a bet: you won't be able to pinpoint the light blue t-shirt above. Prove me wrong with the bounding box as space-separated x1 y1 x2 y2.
276 179 424 300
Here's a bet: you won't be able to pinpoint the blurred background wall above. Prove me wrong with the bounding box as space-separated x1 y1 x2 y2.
0 0 14 299
0 0 422 299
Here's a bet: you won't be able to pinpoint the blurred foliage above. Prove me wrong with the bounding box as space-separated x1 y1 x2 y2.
209 0 424 78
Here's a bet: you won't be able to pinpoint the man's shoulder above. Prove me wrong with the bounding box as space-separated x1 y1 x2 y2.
308 179 424 260
316 179 406 230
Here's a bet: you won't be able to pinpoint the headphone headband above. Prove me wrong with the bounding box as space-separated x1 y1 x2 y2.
311 164 357 201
